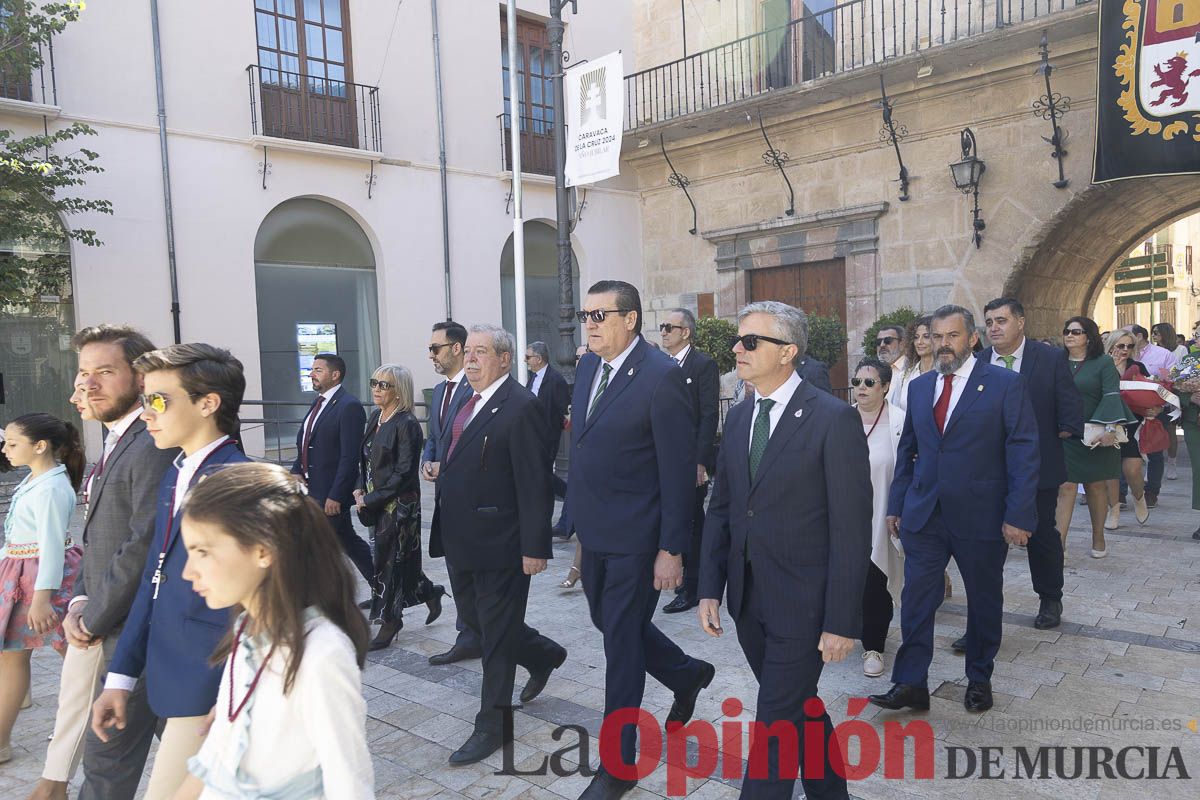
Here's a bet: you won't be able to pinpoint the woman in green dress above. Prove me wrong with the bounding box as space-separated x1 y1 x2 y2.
1055 316 1131 559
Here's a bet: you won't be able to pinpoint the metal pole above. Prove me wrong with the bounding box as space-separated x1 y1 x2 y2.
149 0 181 343
681 0 687 57
431 0 453 319
549 0 578 378
507 1 528 384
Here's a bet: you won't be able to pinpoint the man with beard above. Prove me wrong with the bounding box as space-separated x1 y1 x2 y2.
869 305 1038 714
875 325 905 366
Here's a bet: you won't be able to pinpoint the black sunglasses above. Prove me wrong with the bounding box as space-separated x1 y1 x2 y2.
369 379 394 390
1063 327 1086 336
577 308 629 324
850 377 880 388
876 336 898 346
428 343 454 354
1112 343 1132 351
659 323 682 334
727 333 792 351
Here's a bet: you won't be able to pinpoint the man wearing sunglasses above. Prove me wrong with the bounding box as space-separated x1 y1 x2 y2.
698 301 872 800
871 305 1038 716
658 309 719 616
568 280 714 800
876 325 905 366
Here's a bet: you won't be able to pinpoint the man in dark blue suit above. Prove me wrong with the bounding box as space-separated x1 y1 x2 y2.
90 343 250 796
965 297 1082 636
430 325 567 765
659 308 719 615
796 355 833 394
291 352 372 583
420 320 483 666
523 340 571 493
870 305 1039 714
699 302 872 800
568 281 714 800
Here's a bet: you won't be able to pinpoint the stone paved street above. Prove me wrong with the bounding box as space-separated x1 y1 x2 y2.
3 457 1199 800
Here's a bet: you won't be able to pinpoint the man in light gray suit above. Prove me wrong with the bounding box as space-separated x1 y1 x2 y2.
31 325 177 800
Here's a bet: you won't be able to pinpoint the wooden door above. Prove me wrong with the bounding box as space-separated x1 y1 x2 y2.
748 260 848 388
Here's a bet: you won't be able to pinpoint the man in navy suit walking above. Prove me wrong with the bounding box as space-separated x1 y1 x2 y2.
870 305 1039 714
523 340 571 495
568 281 714 800
699 301 872 800
291 353 372 582
420 320 483 666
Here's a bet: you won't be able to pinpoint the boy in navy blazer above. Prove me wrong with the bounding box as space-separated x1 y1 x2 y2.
91 344 249 799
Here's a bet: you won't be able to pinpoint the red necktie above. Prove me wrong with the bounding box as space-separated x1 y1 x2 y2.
445 393 481 461
300 395 325 475
934 374 953 434
440 381 456 426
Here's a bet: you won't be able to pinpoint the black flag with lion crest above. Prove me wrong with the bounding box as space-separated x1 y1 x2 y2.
1094 0 1200 182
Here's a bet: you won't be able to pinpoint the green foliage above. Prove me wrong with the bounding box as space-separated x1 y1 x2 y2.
862 306 920 354
807 314 847 371
694 316 737 374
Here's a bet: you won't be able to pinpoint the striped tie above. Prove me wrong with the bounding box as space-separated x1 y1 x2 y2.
587 363 613 421
445 393 481 461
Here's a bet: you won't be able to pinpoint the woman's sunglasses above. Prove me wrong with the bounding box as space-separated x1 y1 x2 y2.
850 377 880 388
369 379 394 390
1111 343 1132 351
1063 328 1086 336
727 333 792 351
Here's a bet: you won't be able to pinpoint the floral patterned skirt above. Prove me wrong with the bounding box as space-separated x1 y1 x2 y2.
0 546 82 653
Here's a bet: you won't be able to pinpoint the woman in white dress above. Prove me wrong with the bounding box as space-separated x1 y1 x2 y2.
853 358 906 678
886 315 934 411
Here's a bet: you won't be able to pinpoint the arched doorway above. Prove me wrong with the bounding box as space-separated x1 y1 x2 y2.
254 198 380 453
0 214 76 423
1003 176 1200 336
500 220 580 364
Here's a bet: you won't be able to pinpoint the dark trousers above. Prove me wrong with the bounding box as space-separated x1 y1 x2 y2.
1028 487 1064 601
79 647 159 800
681 483 709 599
329 506 374 583
736 566 848 800
580 548 704 766
860 562 894 653
447 566 563 735
446 562 481 652
893 507 1008 687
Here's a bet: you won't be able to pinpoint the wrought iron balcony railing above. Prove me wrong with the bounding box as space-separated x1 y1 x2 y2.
625 0 1091 130
246 64 381 152
498 113 557 176
0 40 56 106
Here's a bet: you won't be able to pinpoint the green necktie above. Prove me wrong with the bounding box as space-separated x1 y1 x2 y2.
1001 354 1016 370
749 398 776 481
587 363 613 420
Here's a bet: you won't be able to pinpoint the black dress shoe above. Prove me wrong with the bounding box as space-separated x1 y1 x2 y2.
579 766 637 800
667 660 715 725
867 683 930 711
964 680 993 712
662 594 698 614
951 635 967 654
369 619 402 652
428 643 482 665
520 644 568 704
1192 526 1200 540
425 585 447 626
448 729 504 766
1033 598 1063 630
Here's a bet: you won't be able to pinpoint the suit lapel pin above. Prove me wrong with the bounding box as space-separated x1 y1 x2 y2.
794 409 803 418
686 377 693 384
628 368 635 377
977 384 984 392
491 407 499 414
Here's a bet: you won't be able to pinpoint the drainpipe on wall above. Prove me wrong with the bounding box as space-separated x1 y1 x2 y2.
431 0 452 319
150 0 181 343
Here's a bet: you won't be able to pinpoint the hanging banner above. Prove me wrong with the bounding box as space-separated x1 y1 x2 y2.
564 51 624 186
1093 0 1200 183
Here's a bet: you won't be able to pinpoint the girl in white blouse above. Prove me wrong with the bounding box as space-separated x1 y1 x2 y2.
171 462 373 800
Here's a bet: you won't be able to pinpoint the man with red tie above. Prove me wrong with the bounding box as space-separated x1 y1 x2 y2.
870 305 1039 715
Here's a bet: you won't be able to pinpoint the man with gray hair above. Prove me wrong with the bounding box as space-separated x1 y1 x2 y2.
523 340 570 495
699 300 872 799
875 324 906 366
871 304 1038 715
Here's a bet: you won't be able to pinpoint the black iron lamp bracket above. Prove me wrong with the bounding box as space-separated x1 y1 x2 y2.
365 160 377 200
877 74 912 201
258 145 271 190
757 112 795 217
1033 31 1071 189
660 134 698 235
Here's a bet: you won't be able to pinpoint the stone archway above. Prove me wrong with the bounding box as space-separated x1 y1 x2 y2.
1004 175 1200 335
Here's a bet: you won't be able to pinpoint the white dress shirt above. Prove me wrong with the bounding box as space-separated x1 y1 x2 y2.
589 335 641 412
464 374 509 427
932 354 977 425
671 344 692 367
529 364 547 396
748 369 804 453
990 337 1026 372
304 383 342 431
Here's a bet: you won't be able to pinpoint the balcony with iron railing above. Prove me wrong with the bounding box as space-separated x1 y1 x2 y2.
624 0 1093 131
0 39 58 115
497 113 557 177
246 64 381 153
